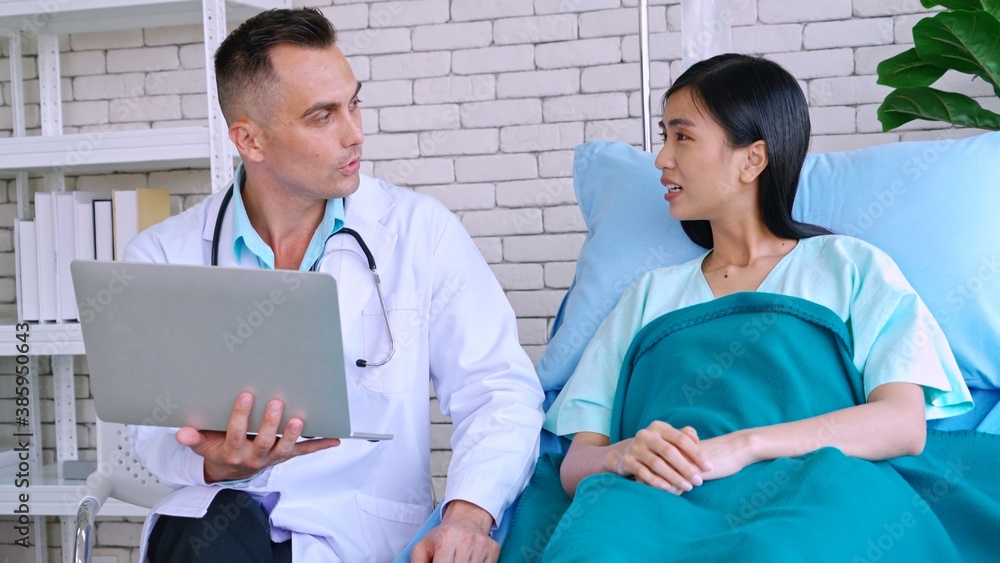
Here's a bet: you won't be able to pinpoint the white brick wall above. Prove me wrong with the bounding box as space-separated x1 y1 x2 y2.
419 128 500 155
413 22 493 51
453 45 534 74
543 92 629 121
1 1 991 558
759 0 852 24
414 75 496 103
803 18 894 49
460 98 542 127
497 68 580 98
107 46 180 72
494 14 578 45
371 51 450 79
536 37 621 68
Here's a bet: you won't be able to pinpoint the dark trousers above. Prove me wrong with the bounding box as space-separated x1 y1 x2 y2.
147 489 292 563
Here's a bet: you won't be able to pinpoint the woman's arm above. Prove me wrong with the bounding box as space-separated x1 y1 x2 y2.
699 382 927 481
560 424 713 498
562 382 925 496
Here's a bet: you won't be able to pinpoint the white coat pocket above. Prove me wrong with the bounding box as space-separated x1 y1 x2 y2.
361 292 425 393
355 493 433 562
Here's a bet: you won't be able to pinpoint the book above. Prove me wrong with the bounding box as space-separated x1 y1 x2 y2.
55 191 111 320
14 220 40 322
54 193 77 321
34 192 58 321
113 188 169 261
76 202 95 261
93 200 114 261
72 191 109 261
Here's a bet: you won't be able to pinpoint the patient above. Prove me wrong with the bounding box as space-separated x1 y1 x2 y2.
552 53 971 496
501 54 1000 562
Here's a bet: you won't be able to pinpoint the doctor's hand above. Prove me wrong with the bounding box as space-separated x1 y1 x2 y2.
175 392 341 484
411 500 498 563
613 421 713 494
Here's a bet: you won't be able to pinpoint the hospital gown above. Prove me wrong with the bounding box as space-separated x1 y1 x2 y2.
546 234 973 438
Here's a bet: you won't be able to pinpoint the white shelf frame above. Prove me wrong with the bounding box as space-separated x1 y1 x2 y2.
0 463 151 518
0 2 290 561
0 0 277 35
0 125 222 176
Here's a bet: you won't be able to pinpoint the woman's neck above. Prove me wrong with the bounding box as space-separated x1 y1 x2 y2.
700 220 799 299
706 219 795 268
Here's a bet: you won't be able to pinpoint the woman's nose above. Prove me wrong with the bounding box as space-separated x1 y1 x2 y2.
654 141 675 170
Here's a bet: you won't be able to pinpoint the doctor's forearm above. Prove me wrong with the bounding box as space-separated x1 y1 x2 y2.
442 500 494 532
131 426 210 487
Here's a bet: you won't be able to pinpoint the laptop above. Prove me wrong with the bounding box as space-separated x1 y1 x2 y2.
70 260 392 441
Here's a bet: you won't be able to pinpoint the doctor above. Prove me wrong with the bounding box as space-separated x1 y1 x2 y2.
125 8 544 563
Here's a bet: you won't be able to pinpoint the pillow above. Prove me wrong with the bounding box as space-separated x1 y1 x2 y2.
537 133 1000 395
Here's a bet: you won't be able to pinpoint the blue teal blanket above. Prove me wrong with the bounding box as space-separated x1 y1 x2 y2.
502 293 1000 562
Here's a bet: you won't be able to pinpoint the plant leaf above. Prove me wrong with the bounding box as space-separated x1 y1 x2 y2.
877 48 948 87
919 0 1000 18
914 10 1000 91
878 87 1000 130
921 0 977 10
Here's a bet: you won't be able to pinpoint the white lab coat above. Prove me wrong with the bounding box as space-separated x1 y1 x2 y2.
125 174 545 562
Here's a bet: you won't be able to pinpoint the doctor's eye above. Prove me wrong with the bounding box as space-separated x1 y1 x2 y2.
350 98 362 110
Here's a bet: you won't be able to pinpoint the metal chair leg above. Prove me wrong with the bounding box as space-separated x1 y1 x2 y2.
74 497 100 563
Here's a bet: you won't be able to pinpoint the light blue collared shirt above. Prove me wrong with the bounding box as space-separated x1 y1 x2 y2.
230 163 345 271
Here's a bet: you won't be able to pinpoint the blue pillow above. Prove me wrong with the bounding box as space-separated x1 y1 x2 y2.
537 133 1000 394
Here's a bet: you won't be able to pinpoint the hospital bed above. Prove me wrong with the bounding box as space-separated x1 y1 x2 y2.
394 126 1000 560
395 2 1000 555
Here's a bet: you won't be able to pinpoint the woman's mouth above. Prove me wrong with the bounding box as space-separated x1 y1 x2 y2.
663 183 683 201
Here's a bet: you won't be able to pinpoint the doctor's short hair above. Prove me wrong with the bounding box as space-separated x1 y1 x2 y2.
215 8 337 124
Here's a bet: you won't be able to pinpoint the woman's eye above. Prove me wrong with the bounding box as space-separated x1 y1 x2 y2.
676 132 689 141
659 132 668 141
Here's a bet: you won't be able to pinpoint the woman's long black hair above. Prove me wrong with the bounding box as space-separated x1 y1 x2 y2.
664 53 831 249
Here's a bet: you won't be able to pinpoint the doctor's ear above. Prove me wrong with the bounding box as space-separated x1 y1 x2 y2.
229 120 265 163
740 140 768 184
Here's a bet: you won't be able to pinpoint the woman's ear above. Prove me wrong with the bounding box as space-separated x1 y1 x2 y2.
740 140 768 184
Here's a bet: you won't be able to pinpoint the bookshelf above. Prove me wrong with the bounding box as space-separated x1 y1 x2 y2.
0 0 278 35
0 314 84 355
0 1 289 561
0 126 217 175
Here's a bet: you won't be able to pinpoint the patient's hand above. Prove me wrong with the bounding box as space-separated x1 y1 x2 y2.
175 392 341 483
614 421 713 494
697 431 756 481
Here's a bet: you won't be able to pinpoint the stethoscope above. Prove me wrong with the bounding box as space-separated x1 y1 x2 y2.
211 183 395 368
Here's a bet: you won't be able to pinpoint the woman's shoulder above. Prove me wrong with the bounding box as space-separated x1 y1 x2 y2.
800 234 899 268
608 253 707 317
632 251 708 289
801 234 911 292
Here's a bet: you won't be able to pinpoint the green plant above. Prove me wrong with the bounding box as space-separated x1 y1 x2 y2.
876 0 1000 131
